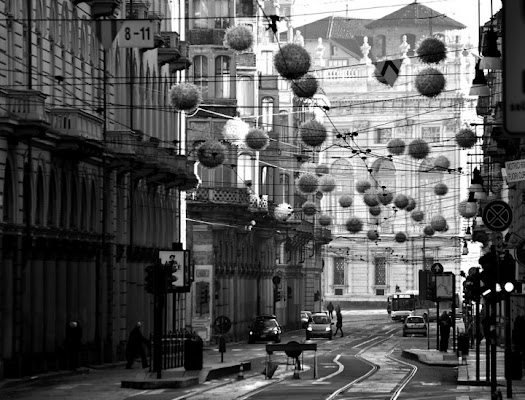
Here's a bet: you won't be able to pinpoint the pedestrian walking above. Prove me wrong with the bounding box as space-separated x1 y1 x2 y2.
326 301 334 318
65 320 82 370
439 311 452 352
386 300 392 319
334 312 343 337
126 321 150 369
335 303 341 315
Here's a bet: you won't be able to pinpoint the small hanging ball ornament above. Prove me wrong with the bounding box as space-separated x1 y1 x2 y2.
245 128 270 150
387 138 406 156
356 180 372 194
169 82 203 111
223 117 249 143
434 183 448 196
300 120 327 147
405 197 416 212
434 155 451 170
430 215 447 232
378 189 394 205
273 43 312 80
408 139 430 160
363 189 380 207
296 172 319 194
411 210 425 222
223 25 254 52
274 203 294 222
315 163 330 176
423 225 435 236
291 74 319 98
393 194 409 210
455 128 477 149
367 230 379 241
417 37 447 64
318 214 332 226
415 67 446 98
395 232 407 243
369 204 382 216
339 194 353 208
346 217 363 233
196 140 226 168
302 201 317 216
458 199 477 219
319 175 336 193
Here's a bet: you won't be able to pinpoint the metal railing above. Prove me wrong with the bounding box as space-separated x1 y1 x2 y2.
148 329 192 371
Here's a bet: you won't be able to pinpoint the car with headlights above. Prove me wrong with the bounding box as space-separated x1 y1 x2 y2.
403 315 427 337
301 311 312 329
248 315 282 343
306 312 333 340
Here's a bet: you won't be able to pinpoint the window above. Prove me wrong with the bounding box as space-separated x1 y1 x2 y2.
261 51 274 75
237 76 254 116
278 110 288 140
237 153 254 188
376 128 392 144
331 44 338 56
236 0 253 17
260 166 275 199
375 35 386 58
261 97 274 131
334 257 345 285
193 0 209 29
214 0 230 29
215 56 230 98
374 256 386 285
193 55 208 98
421 126 440 143
279 173 290 204
376 289 385 296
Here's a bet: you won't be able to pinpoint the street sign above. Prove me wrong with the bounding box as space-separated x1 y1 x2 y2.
435 273 454 300
482 200 513 232
505 159 525 182
117 20 155 48
431 262 444 274
373 59 403 87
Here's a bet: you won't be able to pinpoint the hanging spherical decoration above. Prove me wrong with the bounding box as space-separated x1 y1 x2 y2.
415 67 446 98
315 163 330 176
458 200 478 219
318 214 332 226
423 225 435 236
338 194 353 208
273 43 312 80
367 230 379 241
363 189 380 207
393 194 409 210
405 197 416 212
430 215 447 232
223 25 254 52
387 138 406 156
369 204 382 216
411 210 425 222
291 74 319 98
296 172 319 194
378 189 394 205
274 203 294 222
302 201 317 216
223 117 249 143
169 82 203 111
196 140 226 168
455 128 477 149
319 175 337 193
433 155 451 170
417 37 447 64
346 217 363 233
434 183 448 196
300 120 327 147
408 139 430 160
472 230 489 245
245 127 270 150
356 180 372 194
395 232 407 243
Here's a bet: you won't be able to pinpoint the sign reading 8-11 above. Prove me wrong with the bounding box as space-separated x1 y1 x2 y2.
117 20 155 48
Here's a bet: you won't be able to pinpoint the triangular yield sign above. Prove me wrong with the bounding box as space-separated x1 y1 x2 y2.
373 59 404 87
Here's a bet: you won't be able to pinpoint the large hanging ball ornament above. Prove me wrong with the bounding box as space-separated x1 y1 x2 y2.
296 172 319 194
315 163 330 176
273 43 312 80
434 183 448 196
430 215 447 232
300 120 327 147
169 83 203 111
395 232 407 243
387 138 406 156
417 37 447 64
433 155 451 170
411 210 425 222
302 201 317 216
356 180 372 194
378 189 394 205
393 194 409 210
291 74 319 98
458 200 477 219
369 204 382 216
245 127 270 150
196 140 226 168
423 225 435 236
367 230 379 241
318 214 332 226
223 25 254 52
339 194 353 208
274 203 294 222
415 67 446 98
223 117 249 143
346 217 363 233
363 189 380 207
455 128 477 149
408 139 430 160
319 175 337 193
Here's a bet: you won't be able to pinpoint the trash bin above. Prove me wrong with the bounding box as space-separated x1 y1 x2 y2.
511 351 523 380
184 334 203 370
458 333 469 356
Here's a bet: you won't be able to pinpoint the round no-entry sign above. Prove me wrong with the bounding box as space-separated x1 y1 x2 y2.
482 200 512 232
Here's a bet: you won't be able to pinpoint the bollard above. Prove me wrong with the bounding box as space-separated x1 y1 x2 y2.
292 359 300 379
237 364 244 380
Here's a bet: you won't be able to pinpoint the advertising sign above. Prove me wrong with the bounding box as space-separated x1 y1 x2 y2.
159 250 185 287
505 159 525 182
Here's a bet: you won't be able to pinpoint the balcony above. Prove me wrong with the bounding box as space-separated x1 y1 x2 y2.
50 108 104 141
249 194 269 212
0 88 49 138
158 32 191 71
106 129 142 155
126 0 150 19
188 187 250 205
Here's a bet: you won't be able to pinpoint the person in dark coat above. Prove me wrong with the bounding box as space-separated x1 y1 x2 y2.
326 302 334 318
335 312 344 337
439 311 452 352
65 321 82 370
126 322 150 369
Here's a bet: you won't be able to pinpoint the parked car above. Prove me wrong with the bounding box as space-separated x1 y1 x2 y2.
248 315 282 344
306 312 333 340
403 315 427 337
301 311 312 329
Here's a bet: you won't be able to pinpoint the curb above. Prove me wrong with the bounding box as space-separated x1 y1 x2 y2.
401 350 460 367
0 368 90 390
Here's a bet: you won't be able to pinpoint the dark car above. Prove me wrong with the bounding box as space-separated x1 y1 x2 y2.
301 311 312 329
248 315 282 344
403 315 427 337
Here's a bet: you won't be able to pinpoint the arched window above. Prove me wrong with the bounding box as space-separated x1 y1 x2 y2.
237 153 254 188
215 55 231 98
278 110 288 141
261 97 274 131
193 55 208 98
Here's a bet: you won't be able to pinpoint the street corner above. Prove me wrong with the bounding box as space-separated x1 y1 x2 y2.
401 349 460 366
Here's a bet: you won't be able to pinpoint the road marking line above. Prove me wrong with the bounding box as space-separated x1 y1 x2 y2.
315 354 343 382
